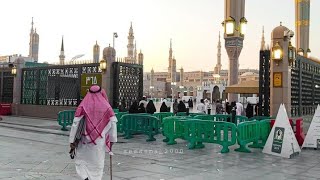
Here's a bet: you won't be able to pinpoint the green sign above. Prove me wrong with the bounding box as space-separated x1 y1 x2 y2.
272 127 285 154
81 73 102 98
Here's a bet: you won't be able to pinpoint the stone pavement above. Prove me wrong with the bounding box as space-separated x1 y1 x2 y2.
0 116 319 180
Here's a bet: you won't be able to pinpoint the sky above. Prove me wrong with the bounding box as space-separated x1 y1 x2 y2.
0 0 319 72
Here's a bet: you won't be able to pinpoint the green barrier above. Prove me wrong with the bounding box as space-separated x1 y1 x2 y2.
153 112 174 126
234 115 249 125
176 112 204 117
235 121 260 153
249 119 272 149
162 117 189 145
115 112 128 133
182 120 237 153
121 114 160 142
248 116 271 121
194 114 231 121
57 110 75 131
113 108 120 113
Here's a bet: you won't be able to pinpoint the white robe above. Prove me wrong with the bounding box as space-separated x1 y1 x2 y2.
69 116 117 180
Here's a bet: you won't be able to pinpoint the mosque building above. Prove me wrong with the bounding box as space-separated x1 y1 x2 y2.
144 32 259 101
0 18 38 64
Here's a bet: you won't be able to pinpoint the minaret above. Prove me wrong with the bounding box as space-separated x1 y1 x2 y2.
127 22 135 60
28 17 34 58
151 68 155 87
200 70 203 85
138 49 144 65
134 41 137 63
295 0 311 56
172 56 177 82
168 39 173 82
93 41 100 63
214 32 222 74
28 17 39 62
59 37 65 65
180 67 184 86
224 0 246 102
260 26 266 50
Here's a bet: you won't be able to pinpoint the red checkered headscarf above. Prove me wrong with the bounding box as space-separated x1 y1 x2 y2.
75 85 115 150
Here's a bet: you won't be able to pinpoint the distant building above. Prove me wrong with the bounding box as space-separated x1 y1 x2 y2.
0 54 34 65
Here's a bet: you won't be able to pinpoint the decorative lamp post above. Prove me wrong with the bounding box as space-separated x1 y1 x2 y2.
307 48 311 58
288 41 296 65
99 59 107 72
272 41 283 65
11 66 17 76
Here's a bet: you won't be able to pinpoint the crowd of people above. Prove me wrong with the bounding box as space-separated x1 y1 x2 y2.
118 96 258 119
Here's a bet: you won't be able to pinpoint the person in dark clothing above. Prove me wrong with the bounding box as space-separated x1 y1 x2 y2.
138 103 146 113
160 102 168 112
146 100 157 114
188 99 193 108
119 98 127 112
216 100 223 114
178 100 187 112
246 103 254 118
173 99 179 114
230 101 237 123
129 101 139 113
231 101 236 109
225 102 231 114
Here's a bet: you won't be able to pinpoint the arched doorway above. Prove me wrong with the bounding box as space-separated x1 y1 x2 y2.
212 86 220 101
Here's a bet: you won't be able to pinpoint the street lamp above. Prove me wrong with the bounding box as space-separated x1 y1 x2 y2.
223 16 247 37
272 41 283 65
224 16 235 36
297 48 304 56
288 41 296 65
307 48 311 58
113 32 118 48
11 66 17 76
99 59 107 72
240 17 248 36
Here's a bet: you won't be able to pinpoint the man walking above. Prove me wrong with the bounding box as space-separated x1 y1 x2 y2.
69 85 117 180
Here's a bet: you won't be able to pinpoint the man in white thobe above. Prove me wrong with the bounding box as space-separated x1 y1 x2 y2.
69 85 117 180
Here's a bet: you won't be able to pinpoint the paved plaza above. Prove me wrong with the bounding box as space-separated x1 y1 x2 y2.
0 116 319 180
